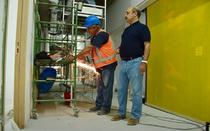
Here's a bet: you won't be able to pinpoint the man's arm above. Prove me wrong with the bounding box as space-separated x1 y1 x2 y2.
69 45 94 61
143 41 150 61
142 25 151 61
140 41 150 74
115 48 120 54
77 45 94 58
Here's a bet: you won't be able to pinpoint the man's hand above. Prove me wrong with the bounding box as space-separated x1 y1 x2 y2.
115 48 120 54
140 62 147 75
50 52 63 60
69 54 76 61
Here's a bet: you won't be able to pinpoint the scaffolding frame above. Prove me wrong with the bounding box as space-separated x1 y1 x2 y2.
71 0 107 103
32 0 79 119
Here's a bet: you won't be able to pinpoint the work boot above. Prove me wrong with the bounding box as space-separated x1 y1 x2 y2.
111 114 126 121
89 106 101 112
127 118 139 126
97 109 110 115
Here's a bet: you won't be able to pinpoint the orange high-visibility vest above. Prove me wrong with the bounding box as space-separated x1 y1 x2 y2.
92 36 117 69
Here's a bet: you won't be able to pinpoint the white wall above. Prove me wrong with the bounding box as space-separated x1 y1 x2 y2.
107 0 130 34
131 0 144 6
0 0 6 106
24 0 34 124
4 0 19 130
140 11 146 24
5 0 18 116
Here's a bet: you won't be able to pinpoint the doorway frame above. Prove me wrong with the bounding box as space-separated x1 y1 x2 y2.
14 0 29 128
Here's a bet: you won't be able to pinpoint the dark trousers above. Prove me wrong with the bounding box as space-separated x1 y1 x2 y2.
95 64 116 111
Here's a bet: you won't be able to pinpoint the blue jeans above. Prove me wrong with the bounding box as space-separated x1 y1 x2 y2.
118 57 143 120
95 64 116 111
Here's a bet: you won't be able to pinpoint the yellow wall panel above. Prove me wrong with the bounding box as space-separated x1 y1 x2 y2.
147 0 210 123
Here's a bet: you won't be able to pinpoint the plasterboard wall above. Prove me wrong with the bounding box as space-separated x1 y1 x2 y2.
5 0 19 117
24 0 34 125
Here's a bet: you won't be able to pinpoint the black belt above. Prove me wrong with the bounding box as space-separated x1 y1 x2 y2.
121 56 141 61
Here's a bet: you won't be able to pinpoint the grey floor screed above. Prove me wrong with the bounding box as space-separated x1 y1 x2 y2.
21 92 205 131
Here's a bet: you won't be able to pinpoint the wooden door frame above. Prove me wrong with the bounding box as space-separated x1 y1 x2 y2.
14 0 29 128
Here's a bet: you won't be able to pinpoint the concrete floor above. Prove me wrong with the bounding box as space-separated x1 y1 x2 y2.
21 91 206 131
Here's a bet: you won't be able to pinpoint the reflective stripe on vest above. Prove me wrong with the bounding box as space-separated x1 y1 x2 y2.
94 48 116 64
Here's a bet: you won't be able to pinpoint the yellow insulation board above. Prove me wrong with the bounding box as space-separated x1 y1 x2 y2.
147 0 210 122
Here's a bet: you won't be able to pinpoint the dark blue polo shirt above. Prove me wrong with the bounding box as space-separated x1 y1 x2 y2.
119 21 151 59
91 31 117 70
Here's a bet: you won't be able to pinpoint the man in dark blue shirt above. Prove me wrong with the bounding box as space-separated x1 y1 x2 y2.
111 7 151 125
120 20 151 59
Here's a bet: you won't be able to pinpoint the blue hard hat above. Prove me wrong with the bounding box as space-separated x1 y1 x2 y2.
84 15 101 28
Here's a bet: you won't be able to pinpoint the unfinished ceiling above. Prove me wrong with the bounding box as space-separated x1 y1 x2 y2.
38 0 109 21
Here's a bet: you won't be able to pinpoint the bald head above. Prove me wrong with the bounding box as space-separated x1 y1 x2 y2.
125 7 141 24
132 7 141 18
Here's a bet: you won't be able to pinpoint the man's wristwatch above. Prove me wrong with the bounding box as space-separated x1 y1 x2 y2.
141 60 148 64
